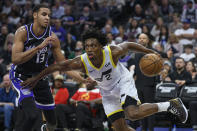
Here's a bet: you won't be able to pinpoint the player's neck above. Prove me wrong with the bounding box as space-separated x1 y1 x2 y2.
91 51 103 68
32 22 46 37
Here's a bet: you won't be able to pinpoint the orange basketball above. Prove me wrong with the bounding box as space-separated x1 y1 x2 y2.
139 54 163 77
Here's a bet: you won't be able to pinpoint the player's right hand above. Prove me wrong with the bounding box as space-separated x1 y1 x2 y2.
21 77 39 90
37 36 57 50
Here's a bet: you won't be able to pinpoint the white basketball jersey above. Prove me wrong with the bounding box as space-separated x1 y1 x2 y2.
81 45 131 90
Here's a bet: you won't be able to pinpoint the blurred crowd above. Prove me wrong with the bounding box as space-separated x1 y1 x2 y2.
1 0 197 131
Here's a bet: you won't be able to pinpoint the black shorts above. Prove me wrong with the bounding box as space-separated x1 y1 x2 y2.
9 65 55 110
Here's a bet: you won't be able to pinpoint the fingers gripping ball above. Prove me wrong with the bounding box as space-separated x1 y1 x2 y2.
139 54 163 77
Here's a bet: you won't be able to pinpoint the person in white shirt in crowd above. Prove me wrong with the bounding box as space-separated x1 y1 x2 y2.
174 19 196 46
180 44 195 62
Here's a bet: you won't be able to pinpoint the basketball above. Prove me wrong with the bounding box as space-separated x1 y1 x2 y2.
139 53 163 77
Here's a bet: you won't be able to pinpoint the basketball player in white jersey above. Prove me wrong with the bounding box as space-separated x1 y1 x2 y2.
21 29 188 131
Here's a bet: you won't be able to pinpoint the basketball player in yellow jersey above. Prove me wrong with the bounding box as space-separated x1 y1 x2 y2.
21 29 188 131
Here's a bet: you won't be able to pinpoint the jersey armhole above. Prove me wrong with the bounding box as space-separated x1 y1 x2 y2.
81 55 89 75
107 45 117 68
24 25 29 45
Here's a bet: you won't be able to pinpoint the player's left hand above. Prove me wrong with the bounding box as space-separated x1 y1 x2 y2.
21 77 39 90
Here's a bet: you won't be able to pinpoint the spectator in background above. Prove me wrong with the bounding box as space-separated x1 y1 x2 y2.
157 60 173 83
108 0 122 22
163 60 173 74
2 0 12 15
52 19 67 43
0 25 9 50
63 32 77 58
61 6 76 35
168 13 183 34
124 0 139 18
191 46 197 69
166 57 192 86
24 9 33 24
125 18 142 38
117 25 128 41
22 1 32 18
145 0 161 22
185 60 197 81
154 43 165 53
151 17 164 39
159 68 170 83
159 0 174 22
51 0 65 19
132 4 146 24
8 5 21 26
102 24 112 35
68 41 85 59
0 74 16 131
0 33 14 65
180 44 195 62
141 25 154 41
174 19 196 46
70 84 103 131
181 0 197 24
53 74 74 131
106 32 115 45
157 25 169 47
78 6 95 27
102 18 119 36
165 34 182 57
13 0 26 5
88 0 99 11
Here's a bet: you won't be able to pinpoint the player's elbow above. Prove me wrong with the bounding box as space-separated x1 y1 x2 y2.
12 57 22 65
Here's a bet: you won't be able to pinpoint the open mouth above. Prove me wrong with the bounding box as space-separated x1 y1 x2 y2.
88 53 94 59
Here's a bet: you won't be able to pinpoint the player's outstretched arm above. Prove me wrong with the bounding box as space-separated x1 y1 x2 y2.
21 56 83 89
118 42 156 56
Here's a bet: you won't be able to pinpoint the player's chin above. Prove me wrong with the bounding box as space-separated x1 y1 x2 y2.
42 23 48 28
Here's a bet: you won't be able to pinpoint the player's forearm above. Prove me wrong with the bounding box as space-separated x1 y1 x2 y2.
65 71 86 83
12 46 40 65
126 42 155 54
36 61 71 81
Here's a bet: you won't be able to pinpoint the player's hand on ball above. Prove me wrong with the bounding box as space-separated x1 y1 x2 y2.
21 77 39 90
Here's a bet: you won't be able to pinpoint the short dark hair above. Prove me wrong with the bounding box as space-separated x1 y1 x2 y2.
81 28 108 46
33 4 49 13
175 57 185 62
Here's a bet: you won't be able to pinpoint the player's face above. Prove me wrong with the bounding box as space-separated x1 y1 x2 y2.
34 8 51 28
85 38 102 60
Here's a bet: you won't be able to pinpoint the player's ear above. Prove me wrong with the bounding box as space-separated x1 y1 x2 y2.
33 12 38 20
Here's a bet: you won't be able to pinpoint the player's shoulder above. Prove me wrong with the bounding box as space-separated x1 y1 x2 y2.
15 26 27 36
108 44 122 52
